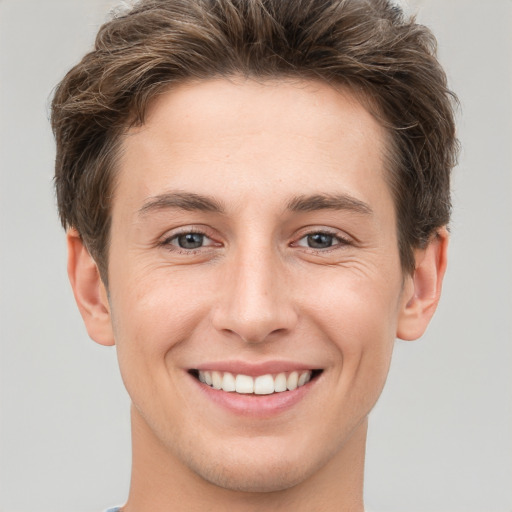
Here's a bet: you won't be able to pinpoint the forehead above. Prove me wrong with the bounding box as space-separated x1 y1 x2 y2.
115 78 391 218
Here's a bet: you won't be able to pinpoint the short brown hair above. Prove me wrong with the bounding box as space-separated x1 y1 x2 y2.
52 0 458 283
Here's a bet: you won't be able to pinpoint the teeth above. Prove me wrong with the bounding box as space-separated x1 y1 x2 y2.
287 371 299 391
235 374 254 394
274 372 287 392
298 371 311 387
254 374 274 395
196 370 314 395
212 371 222 390
221 372 236 392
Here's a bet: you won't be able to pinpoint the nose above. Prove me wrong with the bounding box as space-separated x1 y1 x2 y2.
212 245 298 344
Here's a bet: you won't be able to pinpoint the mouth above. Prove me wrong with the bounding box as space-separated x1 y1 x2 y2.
189 369 323 395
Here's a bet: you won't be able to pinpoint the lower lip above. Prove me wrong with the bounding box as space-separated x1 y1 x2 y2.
188 372 319 417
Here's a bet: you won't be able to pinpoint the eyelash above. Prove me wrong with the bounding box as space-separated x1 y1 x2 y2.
159 228 218 254
294 230 352 252
159 228 352 254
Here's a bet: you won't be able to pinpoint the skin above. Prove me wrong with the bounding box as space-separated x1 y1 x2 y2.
68 78 448 512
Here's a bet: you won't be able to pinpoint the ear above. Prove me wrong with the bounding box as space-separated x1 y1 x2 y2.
67 229 115 346
396 227 449 341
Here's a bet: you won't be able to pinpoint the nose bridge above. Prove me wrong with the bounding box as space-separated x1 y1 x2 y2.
213 236 296 343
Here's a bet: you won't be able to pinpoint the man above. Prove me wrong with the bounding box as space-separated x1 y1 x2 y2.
51 0 458 510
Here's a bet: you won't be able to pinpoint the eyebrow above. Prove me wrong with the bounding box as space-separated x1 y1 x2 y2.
286 193 373 215
138 191 226 217
138 191 372 217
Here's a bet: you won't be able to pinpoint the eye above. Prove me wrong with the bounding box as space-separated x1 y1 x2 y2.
174 233 205 249
305 233 334 249
165 231 215 250
295 231 350 250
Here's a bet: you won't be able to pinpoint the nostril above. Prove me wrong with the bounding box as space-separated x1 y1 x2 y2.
210 287 299 345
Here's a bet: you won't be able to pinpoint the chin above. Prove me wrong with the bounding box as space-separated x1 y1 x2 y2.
190 455 312 493
179 429 344 494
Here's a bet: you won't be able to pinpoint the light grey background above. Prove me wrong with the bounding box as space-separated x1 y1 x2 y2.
0 1 511 511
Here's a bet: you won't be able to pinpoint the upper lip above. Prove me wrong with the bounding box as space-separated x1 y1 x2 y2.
192 360 320 376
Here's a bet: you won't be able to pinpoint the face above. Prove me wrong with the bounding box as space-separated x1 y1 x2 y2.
103 78 413 491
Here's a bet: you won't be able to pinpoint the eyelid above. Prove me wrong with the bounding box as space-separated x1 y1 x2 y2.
159 225 222 249
157 225 353 251
292 227 353 249
168 232 215 247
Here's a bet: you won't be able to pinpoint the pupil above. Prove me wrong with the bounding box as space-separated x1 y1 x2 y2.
308 233 333 249
178 233 203 249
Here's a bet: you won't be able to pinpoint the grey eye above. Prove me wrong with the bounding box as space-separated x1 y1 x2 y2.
306 233 334 249
175 233 205 249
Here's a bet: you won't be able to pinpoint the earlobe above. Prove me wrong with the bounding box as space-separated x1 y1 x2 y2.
396 227 449 341
67 229 115 346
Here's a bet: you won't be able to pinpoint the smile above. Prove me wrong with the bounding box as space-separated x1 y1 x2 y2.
192 369 322 395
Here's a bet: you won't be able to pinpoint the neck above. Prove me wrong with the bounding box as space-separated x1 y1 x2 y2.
123 406 367 512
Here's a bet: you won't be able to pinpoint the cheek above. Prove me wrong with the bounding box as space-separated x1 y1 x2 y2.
110 268 213 374
111 277 212 429
311 270 401 384
310 268 401 340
